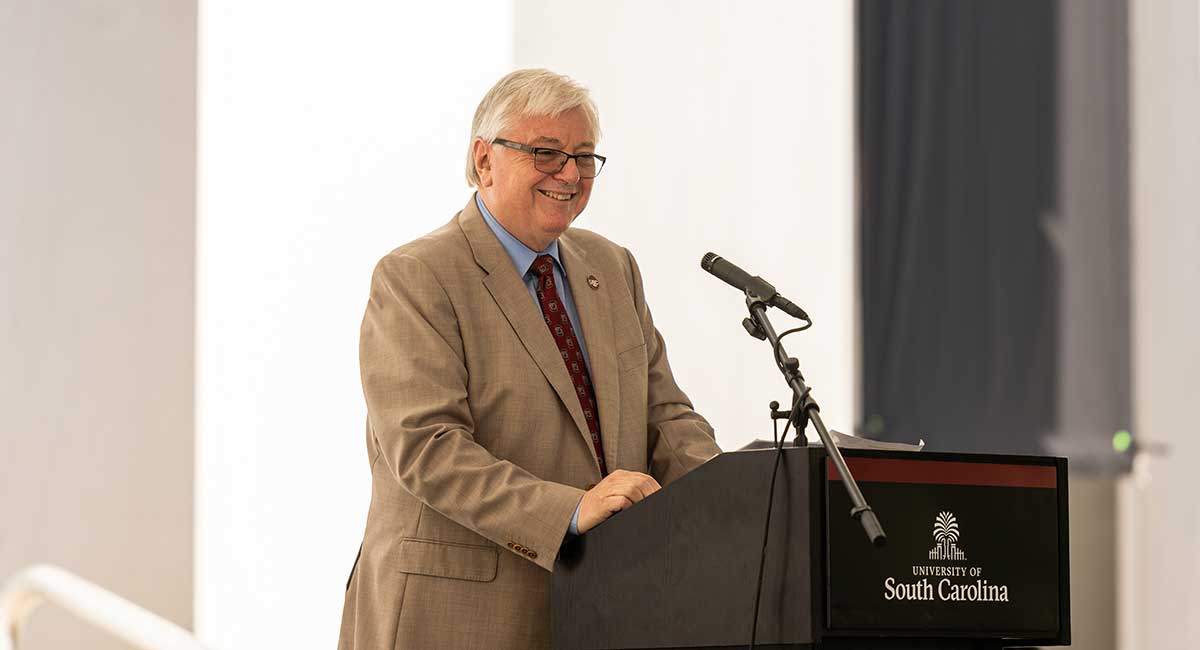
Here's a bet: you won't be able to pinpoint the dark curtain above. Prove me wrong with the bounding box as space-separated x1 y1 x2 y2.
858 0 1059 454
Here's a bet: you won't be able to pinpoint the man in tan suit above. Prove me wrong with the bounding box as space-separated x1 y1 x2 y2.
339 69 721 649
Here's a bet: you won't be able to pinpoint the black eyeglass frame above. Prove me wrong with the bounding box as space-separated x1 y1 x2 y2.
491 138 607 178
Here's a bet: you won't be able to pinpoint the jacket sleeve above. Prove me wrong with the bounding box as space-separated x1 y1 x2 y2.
359 252 584 571
624 249 723 486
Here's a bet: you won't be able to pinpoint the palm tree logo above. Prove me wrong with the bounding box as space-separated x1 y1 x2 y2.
929 511 966 561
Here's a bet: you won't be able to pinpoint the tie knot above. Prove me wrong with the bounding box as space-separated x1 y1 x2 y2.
531 255 556 279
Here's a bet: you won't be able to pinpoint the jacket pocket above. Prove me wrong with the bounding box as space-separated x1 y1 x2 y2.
617 342 648 373
396 538 499 583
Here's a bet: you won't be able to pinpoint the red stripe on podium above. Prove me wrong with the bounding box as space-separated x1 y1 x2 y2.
826 457 1057 488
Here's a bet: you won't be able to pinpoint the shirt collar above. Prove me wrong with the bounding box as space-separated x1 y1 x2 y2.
475 193 564 278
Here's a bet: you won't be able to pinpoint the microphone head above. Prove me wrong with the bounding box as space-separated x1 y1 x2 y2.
701 252 721 271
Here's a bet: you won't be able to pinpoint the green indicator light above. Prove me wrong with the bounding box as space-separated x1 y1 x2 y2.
1113 429 1132 454
865 414 885 435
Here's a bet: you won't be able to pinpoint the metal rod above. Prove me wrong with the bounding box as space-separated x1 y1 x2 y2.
746 296 886 547
0 564 211 650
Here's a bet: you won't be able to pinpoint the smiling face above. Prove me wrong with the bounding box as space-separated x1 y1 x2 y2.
473 108 596 252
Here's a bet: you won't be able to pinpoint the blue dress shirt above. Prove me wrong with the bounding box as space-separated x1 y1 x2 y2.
475 193 589 534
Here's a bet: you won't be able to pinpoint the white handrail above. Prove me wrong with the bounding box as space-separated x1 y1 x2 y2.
0 564 211 650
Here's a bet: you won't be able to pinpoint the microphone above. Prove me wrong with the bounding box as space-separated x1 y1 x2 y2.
701 252 810 321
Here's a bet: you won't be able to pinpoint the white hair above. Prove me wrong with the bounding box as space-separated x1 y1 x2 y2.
466 68 601 187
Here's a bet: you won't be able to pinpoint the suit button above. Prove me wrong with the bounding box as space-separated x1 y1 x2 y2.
528 550 538 559
507 542 515 549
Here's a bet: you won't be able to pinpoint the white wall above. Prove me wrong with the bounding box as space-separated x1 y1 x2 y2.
1121 0 1200 648
194 2 512 648
514 0 857 450
0 1 195 648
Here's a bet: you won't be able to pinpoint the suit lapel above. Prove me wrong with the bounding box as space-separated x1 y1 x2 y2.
458 199 594 456
559 235 620 475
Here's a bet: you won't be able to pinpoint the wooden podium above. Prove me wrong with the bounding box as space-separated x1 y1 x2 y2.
552 448 1070 649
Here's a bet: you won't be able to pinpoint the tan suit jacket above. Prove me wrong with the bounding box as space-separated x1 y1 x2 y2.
338 197 721 649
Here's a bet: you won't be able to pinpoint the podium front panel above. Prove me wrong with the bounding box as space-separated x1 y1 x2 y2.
823 453 1068 643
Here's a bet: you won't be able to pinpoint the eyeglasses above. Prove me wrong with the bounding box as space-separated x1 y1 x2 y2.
492 138 607 179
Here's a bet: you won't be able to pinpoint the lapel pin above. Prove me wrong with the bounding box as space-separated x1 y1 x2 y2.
587 275 600 290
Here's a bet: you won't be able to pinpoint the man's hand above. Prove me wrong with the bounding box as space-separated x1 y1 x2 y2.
576 470 662 534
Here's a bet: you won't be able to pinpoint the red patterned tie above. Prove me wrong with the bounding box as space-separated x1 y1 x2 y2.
530 254 608 476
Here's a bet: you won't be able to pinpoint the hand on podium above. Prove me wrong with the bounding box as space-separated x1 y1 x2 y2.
577 470 662 533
